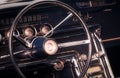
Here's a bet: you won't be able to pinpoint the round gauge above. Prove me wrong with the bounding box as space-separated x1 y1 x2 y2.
23 26 36 38
40 23 53 37
41 26 50 35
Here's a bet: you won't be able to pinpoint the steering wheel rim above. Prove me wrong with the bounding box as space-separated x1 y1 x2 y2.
9 1 92 78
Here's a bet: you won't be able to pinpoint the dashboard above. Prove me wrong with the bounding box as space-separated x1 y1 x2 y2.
0 0 119 78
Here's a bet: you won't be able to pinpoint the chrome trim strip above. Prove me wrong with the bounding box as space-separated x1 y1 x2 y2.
58 39 90 48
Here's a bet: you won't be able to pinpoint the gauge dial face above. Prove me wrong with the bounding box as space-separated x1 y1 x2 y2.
24 27 36 37
41 26 50 35
40 23 53 37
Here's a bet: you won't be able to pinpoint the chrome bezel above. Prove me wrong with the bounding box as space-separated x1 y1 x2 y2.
23 25 37 38
40 23 53 37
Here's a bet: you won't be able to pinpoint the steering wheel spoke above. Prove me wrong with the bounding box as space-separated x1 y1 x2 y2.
58 39 90 48
44 12 73 37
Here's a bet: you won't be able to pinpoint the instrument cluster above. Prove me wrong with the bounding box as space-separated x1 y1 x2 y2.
0 23 53 46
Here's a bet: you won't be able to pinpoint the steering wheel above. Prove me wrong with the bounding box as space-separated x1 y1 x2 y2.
9 0 92 78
